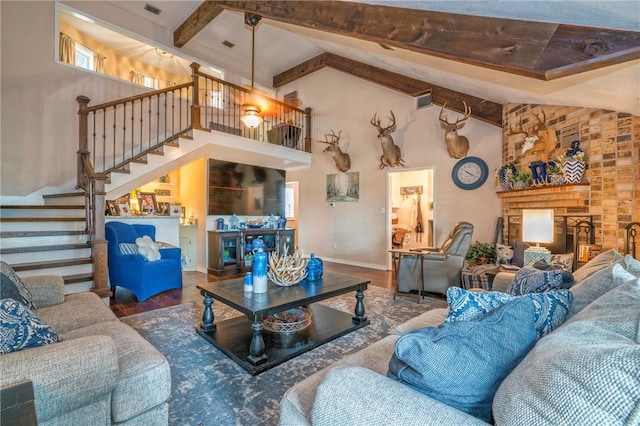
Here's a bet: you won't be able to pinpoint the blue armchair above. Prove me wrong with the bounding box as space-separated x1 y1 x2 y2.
105 222 182 301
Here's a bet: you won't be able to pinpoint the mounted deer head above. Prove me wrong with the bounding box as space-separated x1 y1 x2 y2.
439 101 471 159
370 110 405 169
507 109 557 161
317 130 351 172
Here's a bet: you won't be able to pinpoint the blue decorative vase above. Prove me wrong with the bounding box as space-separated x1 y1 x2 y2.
277 217 287 229
306 253 323 281
229 213 239 230
252 238 268 293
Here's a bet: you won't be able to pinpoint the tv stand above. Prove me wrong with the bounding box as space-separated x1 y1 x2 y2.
207 229 295 276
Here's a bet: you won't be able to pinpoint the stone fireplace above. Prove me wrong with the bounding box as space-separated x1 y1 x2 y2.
499 105 639 254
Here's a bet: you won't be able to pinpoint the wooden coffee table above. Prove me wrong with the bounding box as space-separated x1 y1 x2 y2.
196 273 369 375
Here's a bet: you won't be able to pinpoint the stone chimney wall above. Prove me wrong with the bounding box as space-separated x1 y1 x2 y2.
500 104 639 253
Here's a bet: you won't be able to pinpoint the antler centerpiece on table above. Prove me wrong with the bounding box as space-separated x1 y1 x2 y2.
267 244 308 286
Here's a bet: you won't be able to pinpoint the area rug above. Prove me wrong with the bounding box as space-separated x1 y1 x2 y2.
121 286 446 426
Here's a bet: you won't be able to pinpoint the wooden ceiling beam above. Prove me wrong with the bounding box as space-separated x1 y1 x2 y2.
175 1 640 80
174 2 225 48
274 52 503 126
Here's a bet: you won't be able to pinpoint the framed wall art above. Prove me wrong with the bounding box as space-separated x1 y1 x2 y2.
327 172 359 202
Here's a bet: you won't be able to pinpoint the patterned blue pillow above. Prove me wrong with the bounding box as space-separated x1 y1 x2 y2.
388 297 538 423
0 261 36 311
507 266 564 295
0 298 62 354
119 242 139 255
446 287 573 338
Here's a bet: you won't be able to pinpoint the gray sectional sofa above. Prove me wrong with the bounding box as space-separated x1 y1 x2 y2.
279 249 640 425
0 274 171 425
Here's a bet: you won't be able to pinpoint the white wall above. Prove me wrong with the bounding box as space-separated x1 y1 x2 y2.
282 69 503 269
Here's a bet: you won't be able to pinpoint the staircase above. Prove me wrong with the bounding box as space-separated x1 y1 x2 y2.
1 63 312 296
0 194 94 294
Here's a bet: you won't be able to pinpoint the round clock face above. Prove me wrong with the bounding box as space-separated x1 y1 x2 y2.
452 157 489 190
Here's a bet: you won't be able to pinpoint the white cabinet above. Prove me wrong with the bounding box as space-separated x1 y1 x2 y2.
180 225 197 271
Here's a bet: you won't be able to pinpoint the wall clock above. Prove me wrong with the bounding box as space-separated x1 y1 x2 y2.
451 156 489 190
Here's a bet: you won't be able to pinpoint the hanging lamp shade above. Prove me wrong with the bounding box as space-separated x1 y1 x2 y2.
241 13 263 129
241 104 262 128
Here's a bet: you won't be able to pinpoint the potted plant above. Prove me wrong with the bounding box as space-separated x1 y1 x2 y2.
465 241 496 265
509 169 531 190
547 162 564 185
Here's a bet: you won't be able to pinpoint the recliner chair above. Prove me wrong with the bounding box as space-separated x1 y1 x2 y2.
105 221 182 301
396 222 474 296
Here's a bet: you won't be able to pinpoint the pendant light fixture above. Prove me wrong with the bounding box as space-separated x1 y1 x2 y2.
241 13 263 129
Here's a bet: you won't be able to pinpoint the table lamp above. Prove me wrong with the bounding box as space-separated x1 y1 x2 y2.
522 209 554 265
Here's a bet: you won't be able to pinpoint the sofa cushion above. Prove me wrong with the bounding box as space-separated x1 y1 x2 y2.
493 276 640 425
62 320 171 423
37 292 118 334
0 298 62 353
1 261 36 311
507 266 563 295
572 248 623 283
387 297 538 423
445 287 572 338
569 263 636 317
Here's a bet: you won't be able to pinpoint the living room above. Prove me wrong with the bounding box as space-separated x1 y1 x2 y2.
1 1 639 425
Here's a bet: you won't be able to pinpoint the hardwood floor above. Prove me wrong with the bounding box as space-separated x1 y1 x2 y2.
109 262 398 318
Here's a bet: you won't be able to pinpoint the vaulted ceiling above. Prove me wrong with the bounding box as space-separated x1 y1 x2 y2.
103 1 640 122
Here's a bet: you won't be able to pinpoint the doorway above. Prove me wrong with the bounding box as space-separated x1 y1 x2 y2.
387 167 435 269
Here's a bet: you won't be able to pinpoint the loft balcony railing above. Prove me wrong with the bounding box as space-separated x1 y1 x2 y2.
76 62 312 297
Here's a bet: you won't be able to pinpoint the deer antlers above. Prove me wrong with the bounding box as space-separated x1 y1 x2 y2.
506 109 547 138
317 129 342 146
438 101 471 127
370 110 397 134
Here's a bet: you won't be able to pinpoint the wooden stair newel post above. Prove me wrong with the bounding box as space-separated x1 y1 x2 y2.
190 62 203 130
91 176 111 298
76 95 90 190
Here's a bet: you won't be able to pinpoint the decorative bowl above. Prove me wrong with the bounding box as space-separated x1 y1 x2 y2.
263 307 312 333
247 224 263 229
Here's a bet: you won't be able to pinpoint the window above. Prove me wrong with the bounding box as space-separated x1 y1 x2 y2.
285 182 298 220
74 44 94 71
142 75 159 90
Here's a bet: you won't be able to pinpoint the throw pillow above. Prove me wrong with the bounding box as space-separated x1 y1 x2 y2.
119 242 139 255
0 261 36 311
0 298 62 354
531 260 574 288
512 240 530 267
569 263 636 317
495 244 514 265
493 278 640 425
507 266 564 295
446 287 573 338
550 253 574 272
387 297 538 423
135 236 161 261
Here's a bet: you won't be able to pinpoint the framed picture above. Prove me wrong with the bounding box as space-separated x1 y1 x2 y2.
118 204 131 216
327 172 359 202
169 205 182 217
155 189 171 197
116 193 130 206
106 200 119 216
137 192 157 214
157 202 170 216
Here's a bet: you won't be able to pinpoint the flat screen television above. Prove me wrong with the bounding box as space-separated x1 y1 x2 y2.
207 159 286 217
